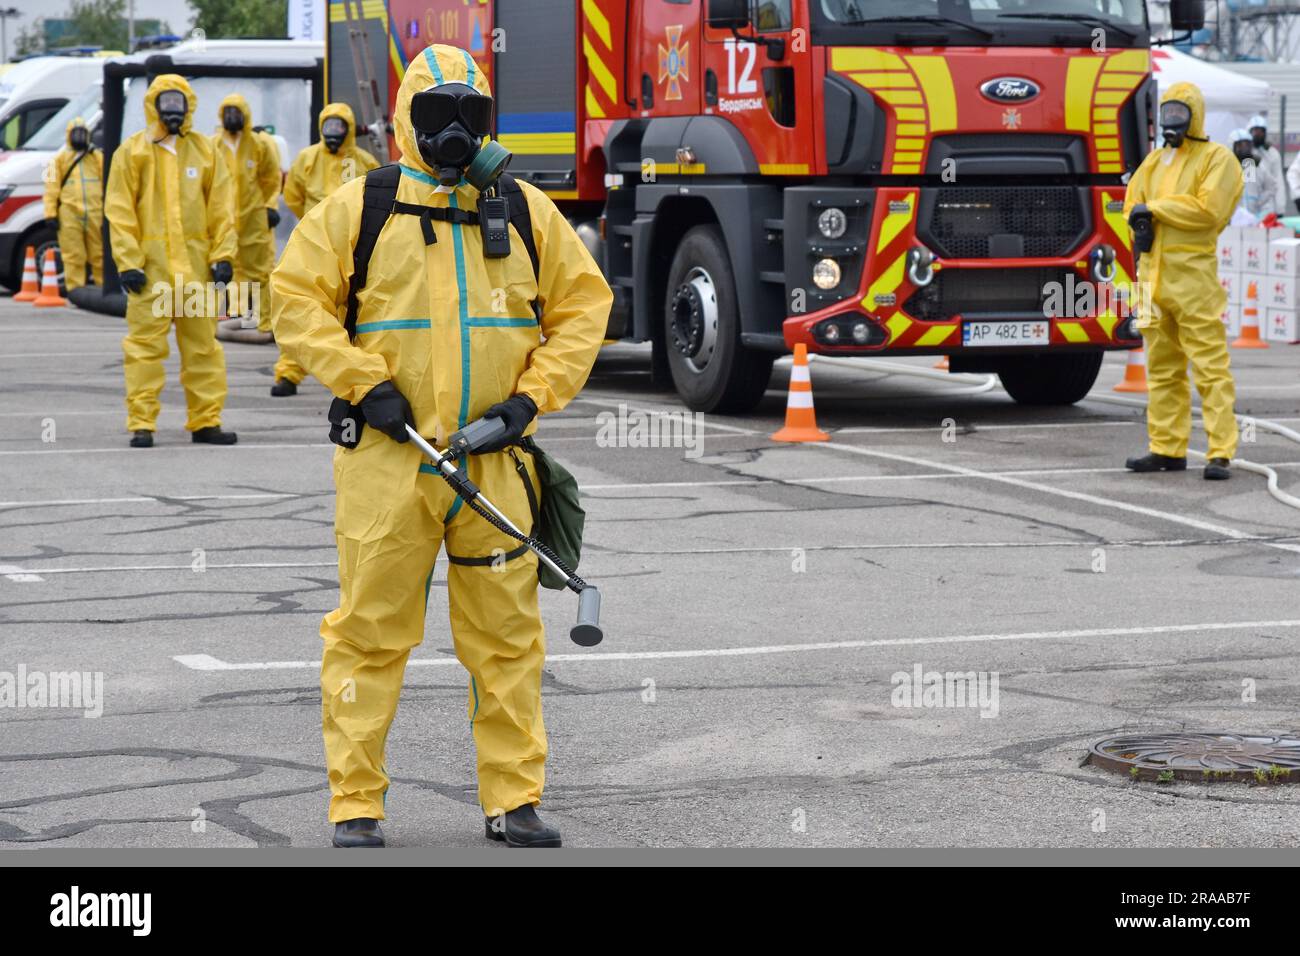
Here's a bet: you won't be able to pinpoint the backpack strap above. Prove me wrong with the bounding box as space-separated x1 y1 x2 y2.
498 173 539 281
345 163 403 340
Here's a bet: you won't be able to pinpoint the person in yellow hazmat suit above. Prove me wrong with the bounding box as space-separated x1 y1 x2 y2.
104 74 239 448
211 94 281 329
43 118 103 290
1123 82 1243 481
272 44 612 848
273 103 380 398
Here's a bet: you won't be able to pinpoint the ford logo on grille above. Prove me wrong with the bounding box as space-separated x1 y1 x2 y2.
981 78 1040 103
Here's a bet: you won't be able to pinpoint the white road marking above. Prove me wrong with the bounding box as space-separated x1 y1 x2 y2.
0 493 300 509
0 564 43 582
818 440 1300 549
172 619 1300 671
0 442 334 457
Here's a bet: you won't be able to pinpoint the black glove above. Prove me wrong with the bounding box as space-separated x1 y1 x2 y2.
119 269 147 294
475 394 538 453
267 208 281 229
359 381 415 443
1128 204 1155 255
45 217 60 229
211 261 233 285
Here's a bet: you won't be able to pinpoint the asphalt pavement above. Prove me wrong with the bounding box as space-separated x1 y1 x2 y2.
2 298 1299 848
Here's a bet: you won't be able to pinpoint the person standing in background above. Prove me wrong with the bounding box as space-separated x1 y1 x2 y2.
43 118 103 290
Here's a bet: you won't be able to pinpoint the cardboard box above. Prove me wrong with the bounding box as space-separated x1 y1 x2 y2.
1268 238 1300 278
1220 272 1241 305
1217 226 1242 273
1241 227 1291 274
1265 308 1300 343
1263 275 1300 311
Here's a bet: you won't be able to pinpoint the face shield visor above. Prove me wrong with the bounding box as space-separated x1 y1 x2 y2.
156 90 188 135
222 104 245 133
1159 100 1193 149
321 115 348 153
68 126 89 151
411 84 508 187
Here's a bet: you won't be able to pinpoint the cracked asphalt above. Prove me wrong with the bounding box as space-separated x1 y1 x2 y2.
2 299 1300 849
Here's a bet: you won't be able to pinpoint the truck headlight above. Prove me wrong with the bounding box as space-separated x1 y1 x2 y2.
812 258 842 290
817 207 847 239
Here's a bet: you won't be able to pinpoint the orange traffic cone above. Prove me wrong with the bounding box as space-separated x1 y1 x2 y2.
934 356 950 370
1232 279 1268 349
772 344 829 443
33 249 67 307
1113 346 1147 393
13 245 39 302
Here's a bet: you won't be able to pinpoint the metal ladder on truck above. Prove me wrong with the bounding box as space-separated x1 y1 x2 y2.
342 0 390 160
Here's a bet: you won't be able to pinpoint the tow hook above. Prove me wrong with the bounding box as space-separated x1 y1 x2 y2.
1090 245 1117 284
906 246 935 288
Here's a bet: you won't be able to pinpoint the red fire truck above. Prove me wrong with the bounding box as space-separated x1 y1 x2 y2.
325 0 1205 413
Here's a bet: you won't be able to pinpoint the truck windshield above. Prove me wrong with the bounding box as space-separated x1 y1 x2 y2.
816 0 1148 44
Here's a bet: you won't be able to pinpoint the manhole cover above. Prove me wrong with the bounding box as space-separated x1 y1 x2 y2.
1088 733 1300 783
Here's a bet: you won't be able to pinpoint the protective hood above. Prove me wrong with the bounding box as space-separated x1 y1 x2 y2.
144 73 195 137
1160 81 1206 142
394 43 492 176
1229 128 1251 146
65 117 91 149
318 101 358 151
217 92 252 133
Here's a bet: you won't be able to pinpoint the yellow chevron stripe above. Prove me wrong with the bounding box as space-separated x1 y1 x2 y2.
877 89 923 105
855 72 918 89
867 251 908 309
877 194 914 252
915 324 957 347
831 48 906 71
1104 50 1150 72
906 56 956 131
584 35 618 103
1094 89 1133 106
760 164 810 175
886 312 913 344
328 0 387 23
1065 56 1104 131
1097 73 1143 89
895 108 926 122
1096 313 1118 338
585 85 606 119
1057 321 1090 343
583 0 612 49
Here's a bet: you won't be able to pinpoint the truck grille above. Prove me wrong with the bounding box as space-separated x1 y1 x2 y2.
919 187 1088 259
903 267 1072 323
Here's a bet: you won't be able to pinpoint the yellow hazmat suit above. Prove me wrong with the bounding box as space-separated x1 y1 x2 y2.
43 118 104 290
1124 82 1243 461
105 74 237 434
275 104 380 386
211 94 281 326
272 45 612 824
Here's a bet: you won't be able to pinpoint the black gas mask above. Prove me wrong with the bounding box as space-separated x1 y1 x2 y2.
68 126 89 151
1159 100 1194 149
1234 140 1255 163
1251 127 1267 149
321 116 348 154
156 90 187 136
222 105 245 134
410 84 510 188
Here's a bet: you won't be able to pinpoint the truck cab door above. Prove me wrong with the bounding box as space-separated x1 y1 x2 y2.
702 1 814 174
636 0 702 117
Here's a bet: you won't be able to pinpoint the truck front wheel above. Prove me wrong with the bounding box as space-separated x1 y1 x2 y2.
664 225 773 413
997 351 1104 406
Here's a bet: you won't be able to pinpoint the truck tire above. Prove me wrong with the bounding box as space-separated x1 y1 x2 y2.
998 351 1104 405
664 225 773 413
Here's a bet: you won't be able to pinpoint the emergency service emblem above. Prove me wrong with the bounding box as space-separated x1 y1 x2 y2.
658 25 690 102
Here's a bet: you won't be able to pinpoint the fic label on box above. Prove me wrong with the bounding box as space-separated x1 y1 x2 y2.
1268 238 1300 278
1265 308 1300 343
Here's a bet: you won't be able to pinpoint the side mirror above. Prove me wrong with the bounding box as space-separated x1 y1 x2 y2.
706 0 750 30
1169 0 1206 33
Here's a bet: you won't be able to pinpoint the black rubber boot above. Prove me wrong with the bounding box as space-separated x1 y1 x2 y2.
1125 452 1187 473
192 426 238 445
129 430 154 448
485 804 561 847
332 817 385 848
1203 458 1232 481
270 379 298 397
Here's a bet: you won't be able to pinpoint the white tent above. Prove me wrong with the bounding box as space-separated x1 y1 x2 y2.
1151 48 1272 147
